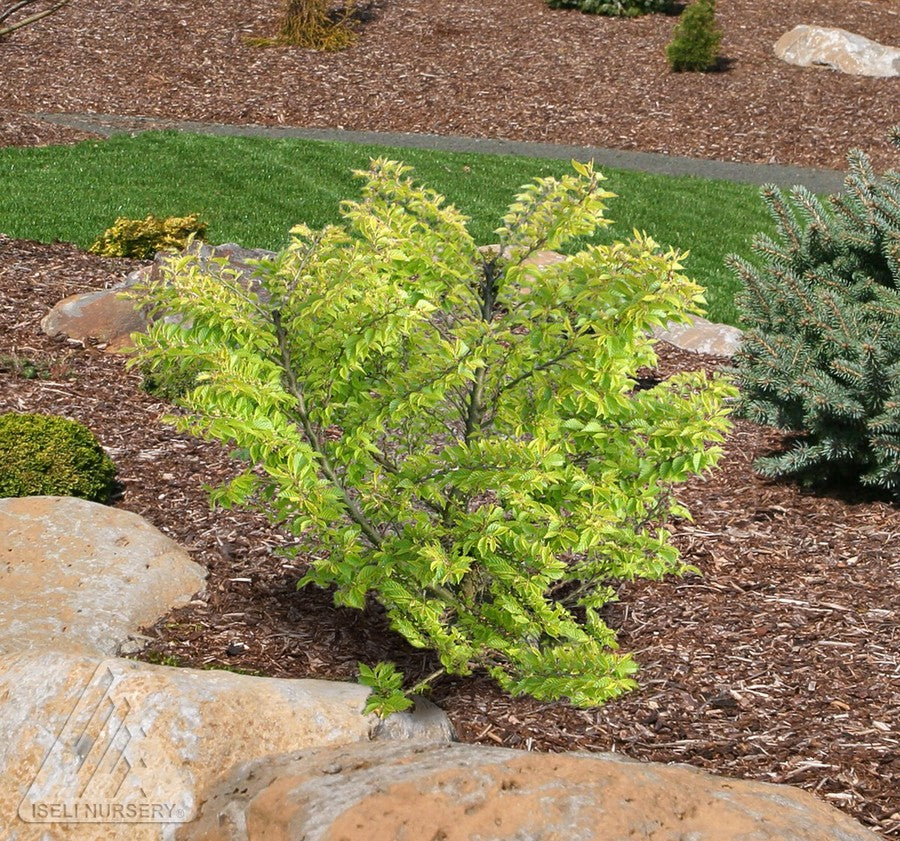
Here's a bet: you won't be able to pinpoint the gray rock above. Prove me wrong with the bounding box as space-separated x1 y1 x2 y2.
42 242 277 353
372 696 456 742
0 496 206 657
177 739 882 841
774 25 900 77
652 314 743 358
113 240 276 294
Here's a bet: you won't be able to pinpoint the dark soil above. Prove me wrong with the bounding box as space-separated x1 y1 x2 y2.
0 234 897 837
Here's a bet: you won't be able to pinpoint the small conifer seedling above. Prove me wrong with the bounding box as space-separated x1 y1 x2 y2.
666 0 722 72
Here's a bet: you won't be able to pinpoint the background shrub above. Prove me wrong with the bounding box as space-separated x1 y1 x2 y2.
0 413 117 501
249 0 357 50
666 0 722 72
138 357 202 402
729 129 900 497
547 0 671 17
90 213 206 259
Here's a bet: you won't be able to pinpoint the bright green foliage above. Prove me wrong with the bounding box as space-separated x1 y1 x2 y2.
90 213 207 259
666 0 722 72
130 159 735 712
729 130 900 496
358 662 411 716
0 413 116 501
547 0 670 16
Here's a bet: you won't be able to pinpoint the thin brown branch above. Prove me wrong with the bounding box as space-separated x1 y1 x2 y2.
0 0 69 37
272 308 384 548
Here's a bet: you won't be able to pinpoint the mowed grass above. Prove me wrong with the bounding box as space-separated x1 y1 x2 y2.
0 131 776 325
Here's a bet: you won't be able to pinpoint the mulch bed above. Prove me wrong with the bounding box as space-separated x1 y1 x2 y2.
1 0 899 169
0 234 897 837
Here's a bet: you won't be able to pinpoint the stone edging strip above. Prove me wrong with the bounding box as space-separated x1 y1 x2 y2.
31 111 847 194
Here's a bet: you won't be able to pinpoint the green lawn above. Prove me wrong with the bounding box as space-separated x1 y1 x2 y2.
0 131 775 325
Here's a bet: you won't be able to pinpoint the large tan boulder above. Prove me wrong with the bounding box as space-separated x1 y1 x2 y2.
0 496 206 657
775 25 900 77
0 651 425 841
180 740 881 841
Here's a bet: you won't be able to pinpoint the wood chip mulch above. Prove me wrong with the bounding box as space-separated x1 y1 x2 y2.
1 234 897 837
1 0 899 169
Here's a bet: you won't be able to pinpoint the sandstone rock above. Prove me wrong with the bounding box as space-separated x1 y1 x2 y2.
478 244 568 269
180 740 881 841
652 314 743 357
775 25 900 77
521 248 568 269
40 288 148 352
0 496 206 657
0 650 384 841
42 242 276 353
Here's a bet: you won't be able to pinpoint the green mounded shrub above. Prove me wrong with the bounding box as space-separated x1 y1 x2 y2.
90 213 207 259
666 0 722 72
0 413 116 501
130 159 736 713
547 0 671 17
728 129 900 497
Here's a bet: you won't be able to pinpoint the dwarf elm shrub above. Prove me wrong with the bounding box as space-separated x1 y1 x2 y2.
129 159 735 713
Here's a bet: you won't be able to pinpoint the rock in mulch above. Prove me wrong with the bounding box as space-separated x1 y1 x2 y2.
775 25 900 77
39 288 148 352
0 650 439 841
370 696 456 743
652 314 743 357
177 739 882 841
40 242 275 353
0 496 206 657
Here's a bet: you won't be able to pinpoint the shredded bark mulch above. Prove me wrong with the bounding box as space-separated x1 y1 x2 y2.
0 0 898 168
0 235 897 836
